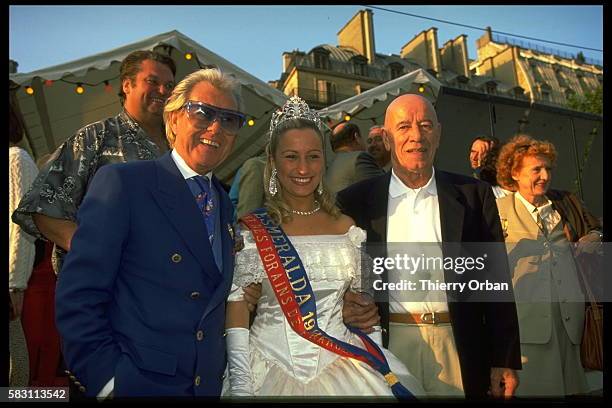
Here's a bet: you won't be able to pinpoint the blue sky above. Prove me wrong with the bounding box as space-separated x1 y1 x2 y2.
9 5 603 83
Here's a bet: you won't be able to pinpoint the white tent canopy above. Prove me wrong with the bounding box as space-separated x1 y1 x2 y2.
317 68 442 124
10 30 288 181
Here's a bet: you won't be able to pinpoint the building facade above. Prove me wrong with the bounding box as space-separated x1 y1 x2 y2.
270 9 602 110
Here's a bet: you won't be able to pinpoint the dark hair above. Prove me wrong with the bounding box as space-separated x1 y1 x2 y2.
470 135 499 150
9 99 26 144
118 50 176 105
478 141 502 185
330 122 360 151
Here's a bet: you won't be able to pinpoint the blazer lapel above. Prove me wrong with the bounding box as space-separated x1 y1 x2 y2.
367 172 392 244
435 170 465 244
435 171 465 290
512 193 540 239
150 153 221 279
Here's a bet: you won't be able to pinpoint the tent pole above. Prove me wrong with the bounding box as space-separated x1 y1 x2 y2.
569 117 584 200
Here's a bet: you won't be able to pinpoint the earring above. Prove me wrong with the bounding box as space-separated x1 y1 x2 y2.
317 180 323 195
269 168 278 196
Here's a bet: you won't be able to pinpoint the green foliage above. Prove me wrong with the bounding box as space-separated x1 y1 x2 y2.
567 85 602 115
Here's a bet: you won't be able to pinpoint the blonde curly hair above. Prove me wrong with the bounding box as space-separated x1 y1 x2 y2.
263 118 340 225
496 134 557 191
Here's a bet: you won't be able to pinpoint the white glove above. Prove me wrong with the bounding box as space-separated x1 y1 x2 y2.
367 325 383 347
225 327 254 396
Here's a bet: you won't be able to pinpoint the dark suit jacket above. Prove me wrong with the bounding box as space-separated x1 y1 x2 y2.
325 151 384 194
337 169 521 398
56 152 235 398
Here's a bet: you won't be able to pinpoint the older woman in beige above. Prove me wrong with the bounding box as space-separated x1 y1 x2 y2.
495 134 602 397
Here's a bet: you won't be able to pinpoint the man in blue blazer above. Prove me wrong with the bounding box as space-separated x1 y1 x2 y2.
55 68 247 398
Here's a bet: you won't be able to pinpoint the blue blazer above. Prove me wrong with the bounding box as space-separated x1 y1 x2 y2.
55 152 235 398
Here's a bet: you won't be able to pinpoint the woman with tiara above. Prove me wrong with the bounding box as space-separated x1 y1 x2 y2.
222 96 424 399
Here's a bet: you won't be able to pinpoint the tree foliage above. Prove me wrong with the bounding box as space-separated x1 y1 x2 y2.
567 85 602 115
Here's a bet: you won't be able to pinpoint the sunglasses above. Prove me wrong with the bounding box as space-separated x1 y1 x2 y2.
183 100 246 134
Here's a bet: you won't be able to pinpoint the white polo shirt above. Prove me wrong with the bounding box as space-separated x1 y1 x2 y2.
386 168 449 314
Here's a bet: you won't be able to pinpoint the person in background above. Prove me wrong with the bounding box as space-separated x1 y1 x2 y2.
20 153 66 386
9 99 37 386
366 125 391 171
325 122 383 194
469 135 498 179
12 50 177 274
232 154 266 220
478 140 512 199
496 134 602 397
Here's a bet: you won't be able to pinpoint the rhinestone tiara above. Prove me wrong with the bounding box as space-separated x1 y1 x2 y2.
269 96 324 136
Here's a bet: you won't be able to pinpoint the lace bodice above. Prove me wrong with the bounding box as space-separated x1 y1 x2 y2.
228 226 367 382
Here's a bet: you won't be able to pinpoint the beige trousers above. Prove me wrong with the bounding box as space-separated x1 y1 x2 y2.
388 322 464 397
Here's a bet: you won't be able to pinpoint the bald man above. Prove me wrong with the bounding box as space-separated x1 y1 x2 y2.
337 94 521 399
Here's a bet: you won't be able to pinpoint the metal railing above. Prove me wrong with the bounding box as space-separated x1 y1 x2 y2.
492 34 602 67
293 54 392 81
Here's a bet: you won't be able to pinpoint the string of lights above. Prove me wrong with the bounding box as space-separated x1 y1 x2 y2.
12 46 278 127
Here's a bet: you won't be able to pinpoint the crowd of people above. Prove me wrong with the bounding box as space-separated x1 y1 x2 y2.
8 49 603 401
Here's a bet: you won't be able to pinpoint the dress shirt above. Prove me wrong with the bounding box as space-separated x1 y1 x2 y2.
515 192 561 235
386 168 449 314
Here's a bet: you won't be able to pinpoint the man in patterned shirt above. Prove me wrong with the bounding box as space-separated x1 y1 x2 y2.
12 50 176 273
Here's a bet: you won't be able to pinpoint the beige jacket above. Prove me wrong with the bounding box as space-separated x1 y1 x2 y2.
496 193 584 345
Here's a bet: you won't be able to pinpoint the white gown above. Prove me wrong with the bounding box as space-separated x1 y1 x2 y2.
223 226 425 397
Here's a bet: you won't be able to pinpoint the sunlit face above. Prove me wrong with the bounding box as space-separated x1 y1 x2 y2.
367 127 390 164
470 139 491 169
512 154 552 202
123 59 175 118
273 128 324 201
170 82 239 174
383 95 441 174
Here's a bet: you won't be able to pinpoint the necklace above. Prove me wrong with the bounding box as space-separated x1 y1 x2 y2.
289 200 321 216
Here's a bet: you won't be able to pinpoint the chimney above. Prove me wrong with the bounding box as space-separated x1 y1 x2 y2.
9 59 18 74
337 9 376 63
282 52 294 73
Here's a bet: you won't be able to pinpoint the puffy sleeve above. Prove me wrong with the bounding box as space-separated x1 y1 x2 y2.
227 228 266 302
